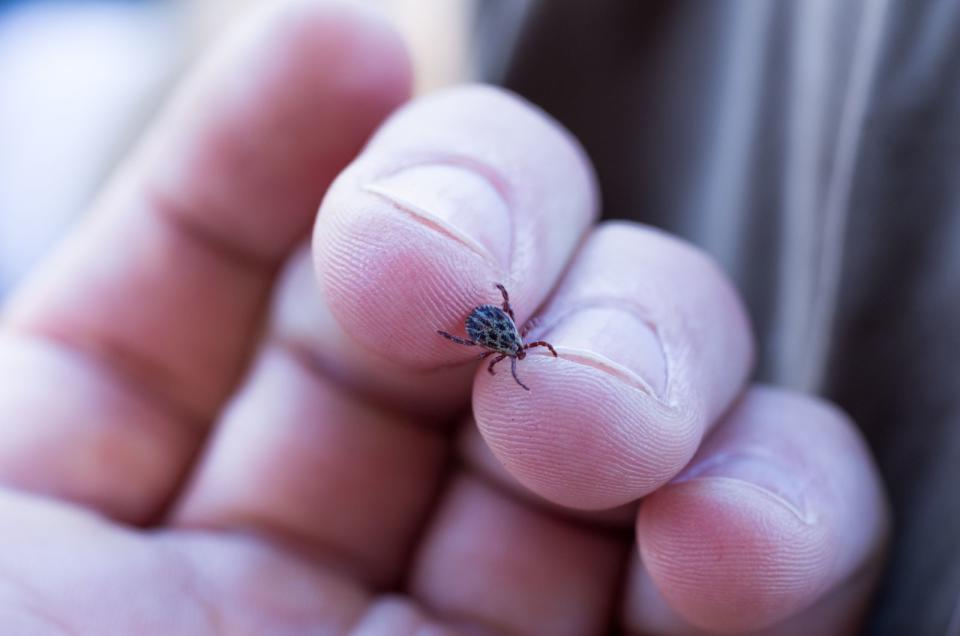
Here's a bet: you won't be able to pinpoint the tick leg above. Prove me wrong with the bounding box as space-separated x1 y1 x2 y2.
523 340 558 357
520 317 540 338
437 330 476 346
488 353 507 375
495 283 516 322
510 356 530 391
478 350 497 360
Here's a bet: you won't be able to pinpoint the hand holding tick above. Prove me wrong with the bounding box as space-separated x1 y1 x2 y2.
0 2 888 634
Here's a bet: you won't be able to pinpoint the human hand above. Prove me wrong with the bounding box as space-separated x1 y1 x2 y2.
0 2 888 634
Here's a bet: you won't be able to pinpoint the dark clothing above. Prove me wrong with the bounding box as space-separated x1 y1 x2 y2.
478 1 960 632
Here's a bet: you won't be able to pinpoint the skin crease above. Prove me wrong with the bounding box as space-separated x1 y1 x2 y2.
0 2 889 635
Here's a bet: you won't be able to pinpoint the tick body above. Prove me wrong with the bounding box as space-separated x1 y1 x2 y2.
437 284 558 391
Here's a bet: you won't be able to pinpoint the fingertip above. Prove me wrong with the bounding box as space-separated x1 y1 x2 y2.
256 0 414 100
637 478 832 632
473 355 699 510
143 0 413 260
269 247 473 419
629 386 889 633
313 85 597 368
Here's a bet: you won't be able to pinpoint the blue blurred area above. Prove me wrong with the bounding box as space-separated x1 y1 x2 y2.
1 0 159 5
0 0 163 22
0 0 181 296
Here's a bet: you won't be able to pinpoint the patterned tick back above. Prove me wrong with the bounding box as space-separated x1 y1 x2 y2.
436 283 558 391
466 305 522 354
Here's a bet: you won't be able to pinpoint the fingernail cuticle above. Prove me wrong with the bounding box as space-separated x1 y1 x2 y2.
364 163 511 267
544 306 668 398
675 451 814 523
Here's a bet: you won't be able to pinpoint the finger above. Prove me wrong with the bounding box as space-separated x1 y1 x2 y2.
270 246 474 420
622 556 880 636
474 221 754 509
0 0 410 521
459 417 637 528
171 233 466 589
0 488 373 634
349 597 459 636
313 83 598 374
625 386 889 633
408 474 627 636
171 343 448 589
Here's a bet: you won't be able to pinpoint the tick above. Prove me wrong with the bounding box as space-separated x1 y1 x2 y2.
437 283 558 391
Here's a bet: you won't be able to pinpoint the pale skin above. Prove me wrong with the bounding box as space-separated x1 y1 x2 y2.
0 2 889 634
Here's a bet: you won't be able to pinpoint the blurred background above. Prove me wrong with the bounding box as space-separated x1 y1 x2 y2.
0 0 478 297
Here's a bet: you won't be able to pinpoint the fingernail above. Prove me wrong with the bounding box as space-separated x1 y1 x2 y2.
545 307 668 398
364 163 511 267
674 450 813 522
